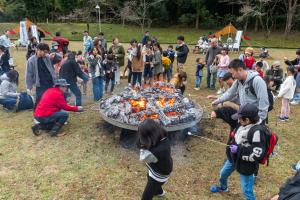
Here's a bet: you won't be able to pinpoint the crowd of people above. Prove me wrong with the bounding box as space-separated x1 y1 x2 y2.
0 28 299 200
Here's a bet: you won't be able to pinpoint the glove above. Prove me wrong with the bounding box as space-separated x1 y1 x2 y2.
77 106 84 112
230 145 238 154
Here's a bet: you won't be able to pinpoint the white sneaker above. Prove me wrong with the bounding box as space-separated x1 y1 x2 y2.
156 190 166 197
290 101 299 105
194 87 200 90
33 118 40 124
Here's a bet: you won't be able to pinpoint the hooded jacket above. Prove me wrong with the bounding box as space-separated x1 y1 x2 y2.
226 121 266 175
278 171 300 200
278 76 296 100
0 74 19 99
214 71 269 120
175 44 189 64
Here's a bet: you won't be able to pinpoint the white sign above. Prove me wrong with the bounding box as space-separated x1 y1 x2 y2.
31 25 39 43
19 21 28 44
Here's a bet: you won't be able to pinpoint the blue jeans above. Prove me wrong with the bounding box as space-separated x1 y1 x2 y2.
0 97 17 109
206 68 217 88
68 82 82 106
163 68 172 82
35 111 69 126
291 91 300 103
195 76 202 88
219 160 256 200
132 72 142 86
92 76 104 101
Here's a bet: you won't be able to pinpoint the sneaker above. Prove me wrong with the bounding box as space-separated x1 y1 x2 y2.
156 190 166 197
194 87 200 90
33 118 40 125
56 132 67 137
278 117 286 122
290 101 299 105
210 185 228 193
284 117 289 121
32 124 41 136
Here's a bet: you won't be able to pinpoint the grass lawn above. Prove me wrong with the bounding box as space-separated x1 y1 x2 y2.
0 42 299 199
1 22 300 48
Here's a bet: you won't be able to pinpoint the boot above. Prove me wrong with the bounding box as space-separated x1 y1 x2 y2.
50 123 63 137
32 124 41 136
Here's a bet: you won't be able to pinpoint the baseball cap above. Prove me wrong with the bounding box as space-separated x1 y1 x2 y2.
231 104 259 120
54 79 70 87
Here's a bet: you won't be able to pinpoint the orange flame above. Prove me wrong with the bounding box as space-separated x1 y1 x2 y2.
156 97 176 108
129 98 147 113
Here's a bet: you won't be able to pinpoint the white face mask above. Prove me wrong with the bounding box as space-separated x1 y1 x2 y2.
54 46 58 50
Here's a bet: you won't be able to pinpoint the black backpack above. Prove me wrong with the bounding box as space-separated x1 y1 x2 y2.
231 124 279 166
247 76 274 112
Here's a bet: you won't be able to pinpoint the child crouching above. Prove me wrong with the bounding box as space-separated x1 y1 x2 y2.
138 119 173 200
211 104 266 200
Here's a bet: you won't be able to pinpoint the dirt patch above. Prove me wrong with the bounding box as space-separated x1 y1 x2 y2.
39 165 59 176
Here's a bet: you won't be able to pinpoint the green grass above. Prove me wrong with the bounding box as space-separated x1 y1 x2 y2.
1 22 300 48
0 42 299 199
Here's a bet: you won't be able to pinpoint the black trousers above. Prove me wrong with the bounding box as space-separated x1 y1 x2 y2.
141 175 165 200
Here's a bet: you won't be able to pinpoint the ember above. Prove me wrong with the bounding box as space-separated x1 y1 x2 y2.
129 98 147 113
99 82 203 131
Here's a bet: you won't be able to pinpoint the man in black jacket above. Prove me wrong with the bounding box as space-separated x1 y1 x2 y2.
59 52 88 106
175 36 189 70
271 171 300 200
211 104 266 200
284 49 300 72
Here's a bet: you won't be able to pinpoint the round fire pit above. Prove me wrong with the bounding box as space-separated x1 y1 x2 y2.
99 82 203 132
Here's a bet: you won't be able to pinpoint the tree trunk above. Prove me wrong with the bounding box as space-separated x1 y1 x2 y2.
284 0 299 39
122 17 125 27
243 17 249 32
284 8 294 38
254 17 258 32
259 16 265 32
195 13 200 29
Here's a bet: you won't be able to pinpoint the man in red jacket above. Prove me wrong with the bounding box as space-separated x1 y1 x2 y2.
52 32 69 54
32 79 84 137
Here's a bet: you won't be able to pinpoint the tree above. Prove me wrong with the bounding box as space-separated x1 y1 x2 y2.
192 0 208 29
238 0 280 37
120 0 164 32
283 0 300 38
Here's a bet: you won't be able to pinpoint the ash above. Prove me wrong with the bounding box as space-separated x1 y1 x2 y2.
100 82 202 127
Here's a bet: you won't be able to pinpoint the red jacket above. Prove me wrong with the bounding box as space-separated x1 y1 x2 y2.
52 36 69 52
34 87 78 118
244 56 255 70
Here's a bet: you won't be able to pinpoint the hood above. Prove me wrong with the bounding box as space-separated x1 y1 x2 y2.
244 70 259 83
0 74 8 81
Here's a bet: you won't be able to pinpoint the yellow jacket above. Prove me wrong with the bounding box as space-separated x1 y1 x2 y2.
162 56 171 69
